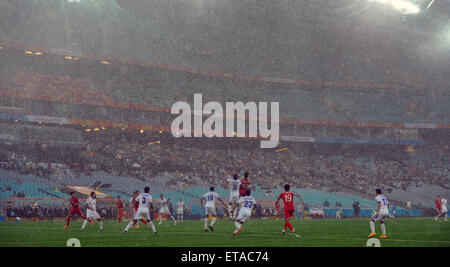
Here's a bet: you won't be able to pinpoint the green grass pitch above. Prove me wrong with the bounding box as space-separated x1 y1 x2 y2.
0 218 449 247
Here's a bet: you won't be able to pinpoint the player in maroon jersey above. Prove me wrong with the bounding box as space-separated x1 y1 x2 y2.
129 190 148 228
116 196 125 225
435 196 441 221
239 172 250 197
276 184 305 236
64 192 88 229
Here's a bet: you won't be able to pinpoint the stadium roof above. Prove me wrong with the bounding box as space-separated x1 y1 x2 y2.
0 0 449 89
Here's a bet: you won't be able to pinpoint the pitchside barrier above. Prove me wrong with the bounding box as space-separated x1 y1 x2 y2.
1 197 186 222
1 198 426 221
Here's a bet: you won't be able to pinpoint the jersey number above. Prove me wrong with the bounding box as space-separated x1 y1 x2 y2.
285 194 292 202
208 195 214 201
244 200 253 208
142 197 146 204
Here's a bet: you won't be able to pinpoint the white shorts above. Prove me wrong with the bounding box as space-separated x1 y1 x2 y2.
159 207 171 215
229 192 240 203
86 209 100 220
134 208 150 221
371 211 390 222
204 206 216 216
236 209 252 223
441 207 448 214
177 208 183 215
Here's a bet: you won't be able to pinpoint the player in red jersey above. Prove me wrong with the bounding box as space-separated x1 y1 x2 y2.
239 172 250 197
64 192 88 229
435 196 441 222
276 184 305 236
129 190 148 228
116 196 125 225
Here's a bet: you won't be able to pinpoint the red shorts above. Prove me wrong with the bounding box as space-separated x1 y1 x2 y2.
284 207 295 219
69 207 83 217
118 209 125 217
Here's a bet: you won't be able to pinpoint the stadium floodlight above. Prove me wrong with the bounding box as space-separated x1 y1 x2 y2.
368 0 421 14
391 0 420 14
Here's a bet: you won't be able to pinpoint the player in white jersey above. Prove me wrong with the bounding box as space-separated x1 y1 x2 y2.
201 186 226 232
123 187 157 234
435 196 448 222
227 174 242 221
368 189 390 239
176 198 185 222
231 189 256 236
158 194 177 225
81 192 103 232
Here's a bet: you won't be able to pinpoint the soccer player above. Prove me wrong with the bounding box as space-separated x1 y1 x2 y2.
176 198 185 222
201 186 226 232
435 196 441 222
116 195 125 225
130 191 142 228
368 189 390 239
123 187 157 234
64 192 87 229
81 192 103 232
275 184 305 236
227 174 241 221
435 196 448 222
158 194 177 225
336 209 342 219
231 189 256 236
239 172 250 197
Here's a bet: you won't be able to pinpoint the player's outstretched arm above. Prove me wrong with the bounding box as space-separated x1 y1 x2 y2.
275 194 282 209
219 198 227 207
296 193 305 206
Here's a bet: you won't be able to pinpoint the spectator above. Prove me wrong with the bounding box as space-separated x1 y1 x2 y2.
352 201 360 218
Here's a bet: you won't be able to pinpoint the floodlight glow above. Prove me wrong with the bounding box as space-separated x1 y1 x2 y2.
368 0 421 14
391 0 420 14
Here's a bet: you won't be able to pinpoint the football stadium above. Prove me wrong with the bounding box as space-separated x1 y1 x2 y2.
0 0 449 249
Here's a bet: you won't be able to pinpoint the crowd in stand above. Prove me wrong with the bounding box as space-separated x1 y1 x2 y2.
0 130 448 199
81 131 449 196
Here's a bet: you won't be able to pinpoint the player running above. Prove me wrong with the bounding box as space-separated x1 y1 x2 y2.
176 198 185 222
129 190 146 228
123 186 157 234
201 186 226 232
239 172 250 197
231 189 257 236
368 189 390 239
64 192 88 229
275 184 305 236
158 194 177 225
435 196 448 222
116 196 125 225
227 174 241 221
81 192 103 232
